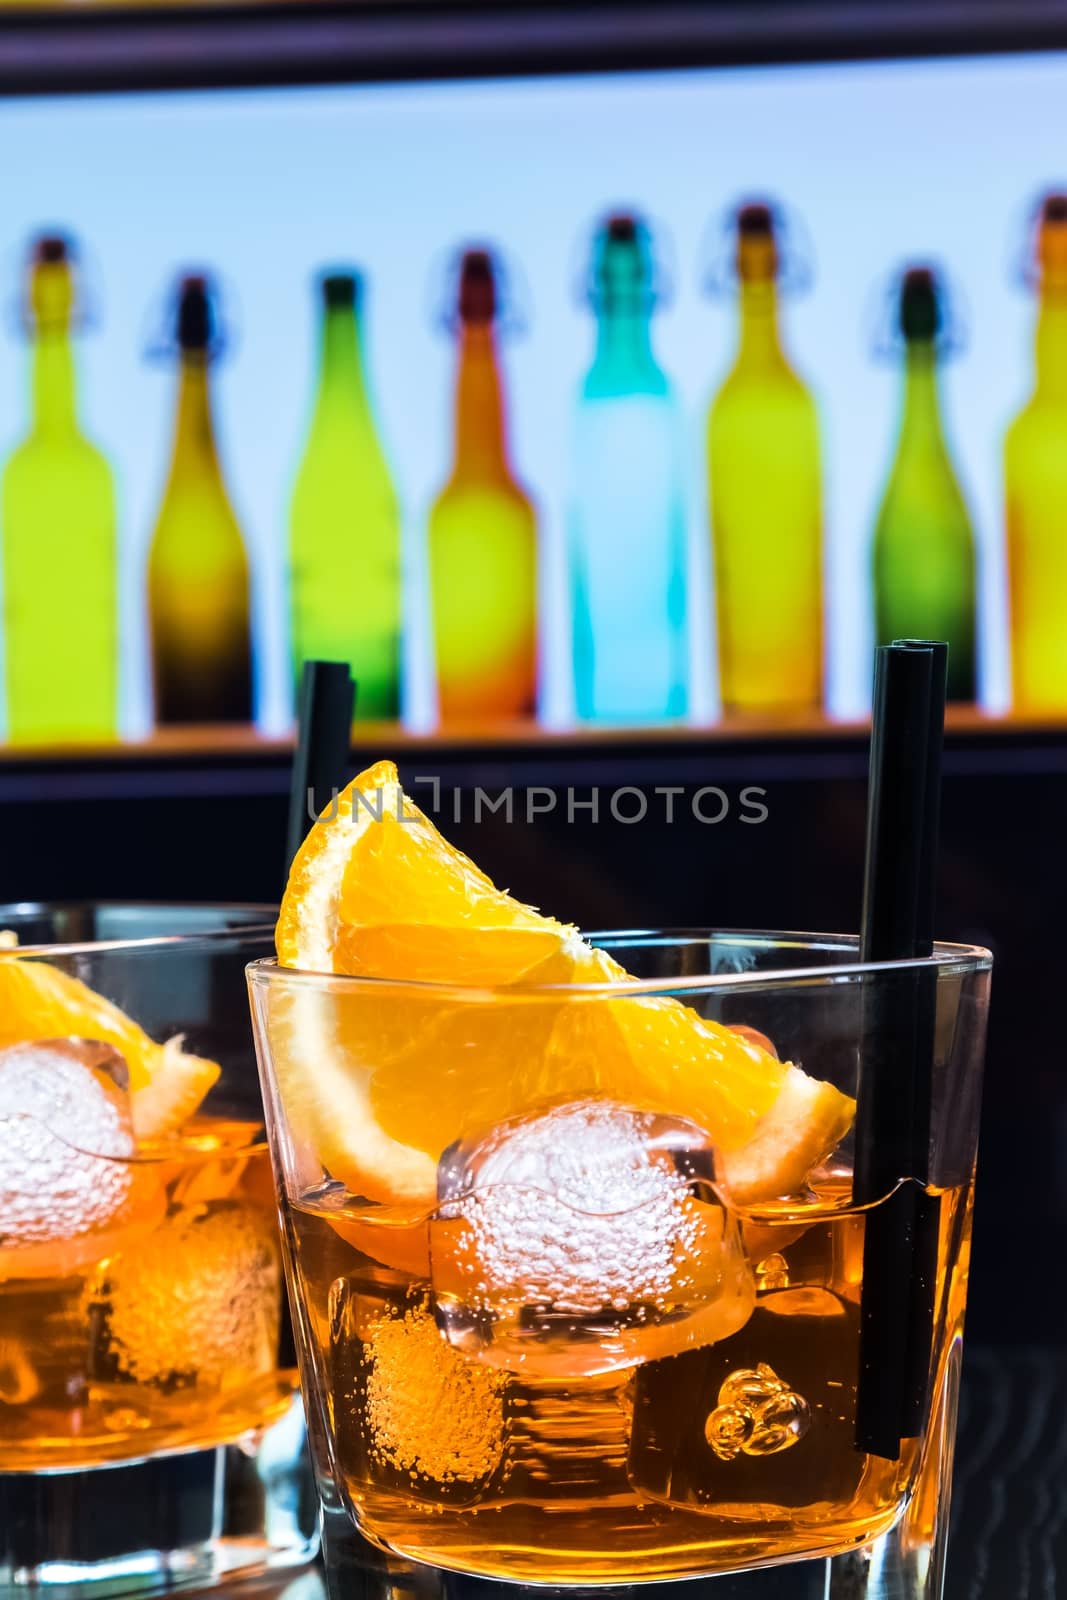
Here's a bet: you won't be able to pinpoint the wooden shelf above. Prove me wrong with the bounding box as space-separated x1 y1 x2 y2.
1 704 1064 766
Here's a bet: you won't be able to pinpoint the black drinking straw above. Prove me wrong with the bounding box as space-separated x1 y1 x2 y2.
285 660 356 876
896 639 948 1436
853 641 947 1459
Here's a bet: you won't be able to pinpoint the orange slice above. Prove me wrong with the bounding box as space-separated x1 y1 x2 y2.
276 758 581 985
126 1035 222 1143
0 955 220 1140
271 761 854 1232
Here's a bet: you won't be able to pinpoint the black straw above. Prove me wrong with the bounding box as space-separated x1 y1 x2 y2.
895 640 948 1436
853 641 947 1459
285 661 356 878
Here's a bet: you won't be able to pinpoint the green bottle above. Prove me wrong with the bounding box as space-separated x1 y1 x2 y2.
872 267 977 702
290 271 402 720
2 235 118 743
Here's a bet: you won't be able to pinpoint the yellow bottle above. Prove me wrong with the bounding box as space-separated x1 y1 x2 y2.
2 235 118 743
1006 194 1067 713
290 271 401 719
429 250 538 723
707 203 823 714
147 275 253 724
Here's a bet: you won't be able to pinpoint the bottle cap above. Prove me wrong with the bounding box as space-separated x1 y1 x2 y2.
595 211 660 309
458 250 496 324
12 229 97 336
321 270 360 311
435 243 527 336
34 234 70 266
702 197 812 297
579 209 671 312
737 203 774 236
871 261 964 360
736 203 779 283
145 268 231 362
177 275 214 351
1035 191 1067 289
606 214 638 243
899 267 939 342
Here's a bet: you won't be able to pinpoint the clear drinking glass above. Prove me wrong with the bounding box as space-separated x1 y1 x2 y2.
0 904 319 1595
247 931 990 1600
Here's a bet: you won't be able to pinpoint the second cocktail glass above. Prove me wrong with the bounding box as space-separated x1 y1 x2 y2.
0 904 318 1594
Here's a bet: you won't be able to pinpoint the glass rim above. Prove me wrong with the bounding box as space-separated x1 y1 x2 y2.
0 900 277 958
246 927 992 1001
0 1115 269 1168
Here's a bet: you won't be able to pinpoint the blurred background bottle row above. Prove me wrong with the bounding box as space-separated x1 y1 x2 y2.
2 194 1065 742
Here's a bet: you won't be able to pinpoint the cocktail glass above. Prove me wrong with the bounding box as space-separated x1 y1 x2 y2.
0 903 319 1594
248 930 989 1600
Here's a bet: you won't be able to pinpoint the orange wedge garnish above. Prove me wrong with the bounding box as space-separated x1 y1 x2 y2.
270 762 854 1252
0 956 220 1139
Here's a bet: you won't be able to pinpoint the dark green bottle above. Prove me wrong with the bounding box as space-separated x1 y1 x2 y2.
872 267 977 703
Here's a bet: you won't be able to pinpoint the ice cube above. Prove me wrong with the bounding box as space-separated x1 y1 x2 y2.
329 1275 510 1509
99 1199 280 1386
628 1300 862 1514
0 1039 135 1248
430 1099 755 1378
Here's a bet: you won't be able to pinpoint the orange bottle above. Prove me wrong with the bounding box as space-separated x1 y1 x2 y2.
428 251 538 722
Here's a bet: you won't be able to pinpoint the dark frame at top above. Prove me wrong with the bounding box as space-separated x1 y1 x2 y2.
2 0 1067 98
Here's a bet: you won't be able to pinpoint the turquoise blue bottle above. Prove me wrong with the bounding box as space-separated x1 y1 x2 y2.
569 214 688 722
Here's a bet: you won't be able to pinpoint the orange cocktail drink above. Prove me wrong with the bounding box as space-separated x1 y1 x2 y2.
0 906 317 1592
250 766 989 1595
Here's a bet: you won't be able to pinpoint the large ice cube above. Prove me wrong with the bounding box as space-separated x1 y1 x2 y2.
329 1275 510 1510
0 1039 134 1248
430 1099 755 1378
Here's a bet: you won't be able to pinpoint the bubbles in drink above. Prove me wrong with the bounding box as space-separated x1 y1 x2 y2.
329 1276 509 1508
704 1403 754 1460
705 1363 810 1461
365 1306 507 1482
430 1098 755 1378
97 1199 280 1386
0 1039 134 1248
